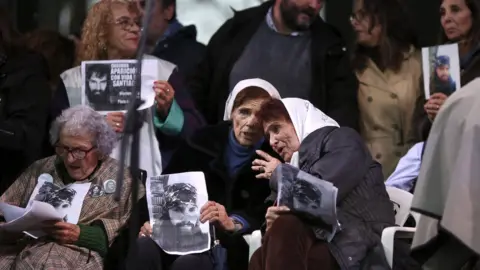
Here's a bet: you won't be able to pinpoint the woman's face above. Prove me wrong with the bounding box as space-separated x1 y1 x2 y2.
440 0 472 42
56 130 99 181
351 0 382 47
107 3 141 58
263 119 300 162
231 98 266 147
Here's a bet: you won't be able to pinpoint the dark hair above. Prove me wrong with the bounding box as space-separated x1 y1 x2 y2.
293 180 321 205
232 86 273 111
351 0 418 72
160 0 176 21
439 0 480 48
257 98 292 124
0 7 21 55
86 64 109 79
22 30 76 89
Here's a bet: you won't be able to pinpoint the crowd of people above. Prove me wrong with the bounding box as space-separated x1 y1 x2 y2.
0 0 479 269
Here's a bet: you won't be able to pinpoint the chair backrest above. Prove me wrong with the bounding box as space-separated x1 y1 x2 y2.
386 186 414 226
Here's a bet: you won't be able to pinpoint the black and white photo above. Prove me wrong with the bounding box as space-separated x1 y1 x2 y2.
146 172 211 255
422 44 461 98
273 164 340 242
27 175 91 224
82 60 139 112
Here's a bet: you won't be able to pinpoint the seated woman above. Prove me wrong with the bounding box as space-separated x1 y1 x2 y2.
0 105 143 269
250 98 396 270
125 78 281 270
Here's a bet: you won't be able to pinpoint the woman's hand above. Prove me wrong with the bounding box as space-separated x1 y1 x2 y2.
200 201 235 232
265 206 290 232
154 80 175 120
105 112 125 133
424 93 448 121
139 221 152 237
252 150 282 179
43 221 80 244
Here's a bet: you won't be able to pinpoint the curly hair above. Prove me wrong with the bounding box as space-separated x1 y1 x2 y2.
76 0 139 64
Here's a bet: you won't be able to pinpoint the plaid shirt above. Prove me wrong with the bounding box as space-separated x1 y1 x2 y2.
0 156 145 270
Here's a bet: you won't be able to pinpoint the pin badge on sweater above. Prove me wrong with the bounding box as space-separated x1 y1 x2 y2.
104 179 116 194
38 173 53 183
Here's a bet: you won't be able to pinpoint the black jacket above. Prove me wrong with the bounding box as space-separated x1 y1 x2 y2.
139 121 280 270
298 126 395 269
188 1 359 128
152 25 206 78
0 51 51 193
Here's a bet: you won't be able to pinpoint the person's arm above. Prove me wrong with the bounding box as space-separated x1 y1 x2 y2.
325 45 360 131
153 70 206 137
300 127 371 201
385 142 424 191
0 54 50 153
75 224 108 257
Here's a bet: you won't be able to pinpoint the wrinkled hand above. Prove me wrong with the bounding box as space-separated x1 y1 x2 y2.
424 93 448 121
265 206 290 232
252 150 282 179
43 221 80 245
200 201 235 232
154 80 175 120
139 221 152 237
105 112 125 133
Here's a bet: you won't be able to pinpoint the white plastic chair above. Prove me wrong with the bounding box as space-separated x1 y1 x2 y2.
243 230 262 261
381 186 420 268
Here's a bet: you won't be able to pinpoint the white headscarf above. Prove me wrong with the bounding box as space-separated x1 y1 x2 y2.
281 98 339 167
223 78 281 120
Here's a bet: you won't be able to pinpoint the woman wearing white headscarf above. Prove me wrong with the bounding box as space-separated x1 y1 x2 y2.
250 98 396 270
126 78 281 270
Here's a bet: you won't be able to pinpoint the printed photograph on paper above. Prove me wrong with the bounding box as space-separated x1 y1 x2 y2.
422 44 461 99
81 60 139 112
26 174 91 224
273 164 340 242
146 172 211 255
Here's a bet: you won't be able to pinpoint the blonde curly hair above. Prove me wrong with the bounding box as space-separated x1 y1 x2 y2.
76 0 139 65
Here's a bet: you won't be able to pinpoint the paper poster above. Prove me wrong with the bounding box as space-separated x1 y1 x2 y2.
273 164 340 242
26 175 91 224
146 172 211 255
81 59 158 113
421 44 461 99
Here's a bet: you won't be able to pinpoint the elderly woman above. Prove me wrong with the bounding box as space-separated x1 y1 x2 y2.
249 98 396 270
0 105 143 269
59 0 205 174
125 79 281 270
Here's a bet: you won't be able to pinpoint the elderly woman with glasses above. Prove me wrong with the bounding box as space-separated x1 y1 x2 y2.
0 105 144 270
56 0 205 175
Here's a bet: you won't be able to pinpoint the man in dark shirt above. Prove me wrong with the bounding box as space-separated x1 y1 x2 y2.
143 0 206 77
188 0 359 128
430 55 457 96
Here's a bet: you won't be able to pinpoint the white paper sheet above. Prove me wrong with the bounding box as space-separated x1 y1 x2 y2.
146 172 211 255
0 201 64 232
80 59 158 114
273 163 340 242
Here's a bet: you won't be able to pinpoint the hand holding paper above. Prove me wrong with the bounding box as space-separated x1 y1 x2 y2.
43 221 81 244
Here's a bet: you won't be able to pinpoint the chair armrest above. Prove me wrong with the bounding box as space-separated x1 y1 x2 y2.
381 226 416 268
243 230 262 261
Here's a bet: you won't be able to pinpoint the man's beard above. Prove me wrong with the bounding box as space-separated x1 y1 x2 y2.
91 90 104 96
279 0 318 31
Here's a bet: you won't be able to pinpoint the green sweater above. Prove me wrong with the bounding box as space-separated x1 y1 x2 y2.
75 224 108 257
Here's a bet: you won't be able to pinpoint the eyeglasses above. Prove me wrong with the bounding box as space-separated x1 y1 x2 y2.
114 17 142 31
350 10 367 23
55 145 96 160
